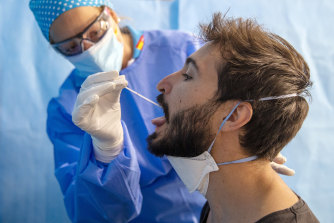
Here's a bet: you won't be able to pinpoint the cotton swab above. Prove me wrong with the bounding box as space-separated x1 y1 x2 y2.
125 87 161 108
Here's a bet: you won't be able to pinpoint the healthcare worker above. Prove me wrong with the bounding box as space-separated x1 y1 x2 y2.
29 1 205 222
29 1 293 222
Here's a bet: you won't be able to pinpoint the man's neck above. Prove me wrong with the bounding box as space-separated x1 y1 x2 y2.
205 160 298 223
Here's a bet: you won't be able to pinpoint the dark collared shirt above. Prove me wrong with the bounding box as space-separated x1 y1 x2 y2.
200 198 319 223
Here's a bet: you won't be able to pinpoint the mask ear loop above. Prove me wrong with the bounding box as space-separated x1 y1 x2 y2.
209 93 300 165
206 101 259 165
207 101 241 154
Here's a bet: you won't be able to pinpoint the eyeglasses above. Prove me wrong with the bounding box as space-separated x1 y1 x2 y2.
51 6 111 56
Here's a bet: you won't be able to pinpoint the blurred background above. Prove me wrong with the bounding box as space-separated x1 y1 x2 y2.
0 0 333 222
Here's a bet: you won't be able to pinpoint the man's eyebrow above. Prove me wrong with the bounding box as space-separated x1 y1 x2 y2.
185 57 199 71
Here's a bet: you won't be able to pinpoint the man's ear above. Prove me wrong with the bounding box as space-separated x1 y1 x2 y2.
222 102 253 132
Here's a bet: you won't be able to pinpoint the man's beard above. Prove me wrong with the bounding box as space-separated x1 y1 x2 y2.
147 95 219 158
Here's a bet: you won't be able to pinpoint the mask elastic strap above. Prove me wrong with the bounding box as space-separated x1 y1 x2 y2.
207 93 300 165
207 101 241 154
206 101 258 165
217 155 258 166
245 93 299 102
207 102 258 166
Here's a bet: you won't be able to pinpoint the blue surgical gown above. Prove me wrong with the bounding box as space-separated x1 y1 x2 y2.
47 29 206 223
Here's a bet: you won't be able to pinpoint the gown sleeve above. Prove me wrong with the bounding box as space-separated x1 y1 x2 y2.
46 74 142 223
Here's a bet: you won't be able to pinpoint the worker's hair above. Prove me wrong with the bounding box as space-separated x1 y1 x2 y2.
200 13 312 160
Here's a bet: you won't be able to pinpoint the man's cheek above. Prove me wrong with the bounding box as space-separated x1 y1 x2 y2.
175 95 192 110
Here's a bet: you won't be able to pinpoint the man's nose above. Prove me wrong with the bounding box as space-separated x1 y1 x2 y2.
157 73 176 94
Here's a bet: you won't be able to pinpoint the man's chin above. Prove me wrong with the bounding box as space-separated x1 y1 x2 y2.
146 132 165 157
147 131 178 157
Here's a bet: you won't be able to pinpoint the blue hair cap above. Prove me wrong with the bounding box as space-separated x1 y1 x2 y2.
29 0 114 41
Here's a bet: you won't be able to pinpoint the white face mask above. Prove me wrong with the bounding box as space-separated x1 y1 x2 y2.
66 28 124 78
167 151 219 196
167 93 300 196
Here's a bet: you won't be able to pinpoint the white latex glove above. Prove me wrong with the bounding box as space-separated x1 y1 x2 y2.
72 71 128 163
271 153 295 176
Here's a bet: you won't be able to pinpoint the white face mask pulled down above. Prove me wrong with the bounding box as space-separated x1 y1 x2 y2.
66 27 124 79
167 93 300 196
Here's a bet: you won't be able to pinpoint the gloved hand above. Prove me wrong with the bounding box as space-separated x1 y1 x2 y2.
271 153 295 176
72 71 128 163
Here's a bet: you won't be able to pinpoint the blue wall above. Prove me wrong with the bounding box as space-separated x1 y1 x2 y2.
1 0 333 222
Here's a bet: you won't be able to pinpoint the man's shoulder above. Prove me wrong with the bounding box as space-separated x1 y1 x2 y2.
256 198 319 223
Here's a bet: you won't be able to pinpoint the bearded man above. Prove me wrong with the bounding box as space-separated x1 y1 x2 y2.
148 13 319 223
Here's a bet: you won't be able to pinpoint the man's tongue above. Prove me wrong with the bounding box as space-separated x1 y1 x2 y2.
151 116 166 127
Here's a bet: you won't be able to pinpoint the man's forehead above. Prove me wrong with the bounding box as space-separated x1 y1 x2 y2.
188 42 222 71
192 42 220 60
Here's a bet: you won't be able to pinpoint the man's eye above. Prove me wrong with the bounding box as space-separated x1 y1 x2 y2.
182 73 192 81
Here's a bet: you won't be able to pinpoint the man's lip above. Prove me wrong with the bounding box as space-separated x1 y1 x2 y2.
151 116 166 128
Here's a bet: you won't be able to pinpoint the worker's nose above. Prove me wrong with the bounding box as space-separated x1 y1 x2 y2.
81 40 94 51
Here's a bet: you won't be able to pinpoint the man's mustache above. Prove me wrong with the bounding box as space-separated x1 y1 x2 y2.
157 94 169 122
